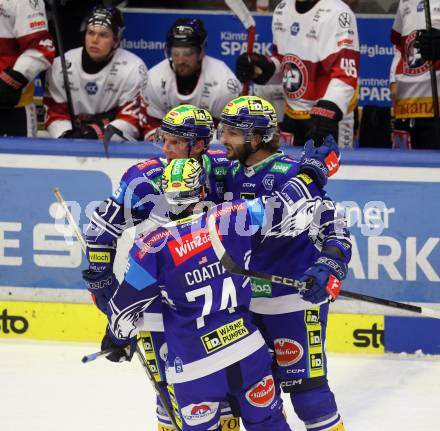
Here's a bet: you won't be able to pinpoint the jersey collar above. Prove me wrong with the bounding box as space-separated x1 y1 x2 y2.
244 151 284 177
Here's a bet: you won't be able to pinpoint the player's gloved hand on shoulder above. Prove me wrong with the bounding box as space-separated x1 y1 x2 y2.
101 330 136 363
307 100 343 146
299 135 340 187
299 253 348 304
417 29 440 61
235 53 276 85
0 68 29 108
82 269 118 314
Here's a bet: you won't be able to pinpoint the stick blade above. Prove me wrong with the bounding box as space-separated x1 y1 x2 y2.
225 0 256 28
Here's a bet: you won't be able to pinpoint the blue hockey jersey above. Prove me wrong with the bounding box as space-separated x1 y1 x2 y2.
225 152 351 314
106 174 350 383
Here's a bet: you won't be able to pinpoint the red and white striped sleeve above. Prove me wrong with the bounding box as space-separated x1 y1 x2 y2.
318 7 359 115
11 0 55 80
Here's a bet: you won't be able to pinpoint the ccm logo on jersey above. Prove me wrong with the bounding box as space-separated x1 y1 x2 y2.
246 375 276 408
181 402 219 426
274 338 304 366
168 228 219 265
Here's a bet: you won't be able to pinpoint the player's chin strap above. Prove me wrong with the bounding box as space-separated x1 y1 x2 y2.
241 130 264 164
206 211 440 320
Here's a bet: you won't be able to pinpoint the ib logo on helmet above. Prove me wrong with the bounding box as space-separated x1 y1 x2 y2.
290 22 300 36
248 99 263 113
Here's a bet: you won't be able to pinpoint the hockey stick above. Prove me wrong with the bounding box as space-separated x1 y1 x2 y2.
225 0 256 95
51 0 77 131
207 213 440 319
81 347 118 364
423 0 440 147
135 341 182 431
53 187 86 254
52 186 181 430
102 124 138 158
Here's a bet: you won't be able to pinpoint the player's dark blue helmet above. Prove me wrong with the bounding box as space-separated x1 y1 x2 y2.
166 18 207 53
82 6 125 41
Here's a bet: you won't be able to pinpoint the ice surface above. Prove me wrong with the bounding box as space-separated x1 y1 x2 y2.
1 340 439 431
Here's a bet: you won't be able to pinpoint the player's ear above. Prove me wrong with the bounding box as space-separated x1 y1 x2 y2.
190 138 205 157
197 48 205 61
251 131 263 149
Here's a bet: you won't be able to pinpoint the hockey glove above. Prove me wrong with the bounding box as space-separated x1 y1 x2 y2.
82 269 118 314
0 68 29 108
308 100 343 146
60 122 105 139
101 330 136 363
417 29 440 61
299 253 347 304
235 53 276 85
299 135 340 187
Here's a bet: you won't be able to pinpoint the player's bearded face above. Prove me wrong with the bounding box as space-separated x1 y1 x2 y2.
219 124 247 161
171 47 202 77
85 25 117 62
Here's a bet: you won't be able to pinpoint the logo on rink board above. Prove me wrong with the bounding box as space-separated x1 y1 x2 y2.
201 318 249 354
0 309 29 334
326 314 385 354
353 323 384 348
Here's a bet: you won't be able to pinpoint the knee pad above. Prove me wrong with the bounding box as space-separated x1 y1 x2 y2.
289 379 341 429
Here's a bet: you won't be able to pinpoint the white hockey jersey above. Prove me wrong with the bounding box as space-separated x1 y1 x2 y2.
0 0 54 107
144 55 242 124
268 0 359 118
391 0 440 119
44 47 148 138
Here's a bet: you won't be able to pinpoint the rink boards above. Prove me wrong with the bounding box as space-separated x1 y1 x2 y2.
2 300 439 355
1 137 440 354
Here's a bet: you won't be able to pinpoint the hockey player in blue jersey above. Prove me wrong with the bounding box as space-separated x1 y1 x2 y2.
100 157 350 431
82 105 236 431
218 95 349 431
82 102 341 431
